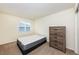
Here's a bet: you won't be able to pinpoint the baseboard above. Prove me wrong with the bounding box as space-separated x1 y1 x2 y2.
66 48 74 52
66 48 78 55
74 50 79 55
0 40 16 46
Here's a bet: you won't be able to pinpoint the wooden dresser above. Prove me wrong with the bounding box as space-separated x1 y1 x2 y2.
49 26 66 52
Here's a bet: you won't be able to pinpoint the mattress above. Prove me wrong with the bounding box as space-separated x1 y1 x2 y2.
18 34 46 45
17 34 46 51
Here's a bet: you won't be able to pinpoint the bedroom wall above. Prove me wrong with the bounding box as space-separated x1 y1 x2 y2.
77 9 79 53
34 8 75 50
0 13 34 45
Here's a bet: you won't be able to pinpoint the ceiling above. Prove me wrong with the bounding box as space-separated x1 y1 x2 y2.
0 3 75 20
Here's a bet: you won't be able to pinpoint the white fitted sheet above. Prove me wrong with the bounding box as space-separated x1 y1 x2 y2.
18 34 46 45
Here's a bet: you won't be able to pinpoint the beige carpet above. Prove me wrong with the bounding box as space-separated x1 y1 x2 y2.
0 42 76 55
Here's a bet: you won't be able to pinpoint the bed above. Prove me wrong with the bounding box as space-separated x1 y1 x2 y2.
17 34 47 55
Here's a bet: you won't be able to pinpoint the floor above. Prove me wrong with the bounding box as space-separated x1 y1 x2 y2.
0 41 76 55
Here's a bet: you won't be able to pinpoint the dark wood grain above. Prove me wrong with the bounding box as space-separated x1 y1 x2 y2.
49 26 66 52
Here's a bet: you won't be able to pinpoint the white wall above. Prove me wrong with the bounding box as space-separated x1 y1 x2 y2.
34 8 75 50
74 9 79 54
77 11 79 53
0 13 34 45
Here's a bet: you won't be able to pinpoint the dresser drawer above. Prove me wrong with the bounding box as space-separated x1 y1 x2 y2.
50 42 58 48
57 44 63 51
49 36 64 41
50 39 58 43
49 31 58 35
49 27 65 32
49 35 57 39
50 32 65 37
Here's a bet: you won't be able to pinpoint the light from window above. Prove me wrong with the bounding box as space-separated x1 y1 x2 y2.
18 21 31 32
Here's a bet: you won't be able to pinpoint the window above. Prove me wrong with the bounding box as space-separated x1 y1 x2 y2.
18 21 31 32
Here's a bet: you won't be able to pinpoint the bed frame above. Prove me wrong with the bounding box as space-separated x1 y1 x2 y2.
17 37 47 55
